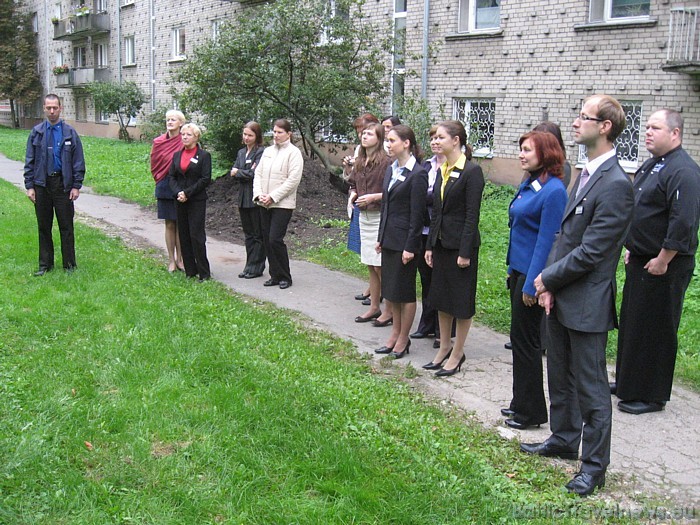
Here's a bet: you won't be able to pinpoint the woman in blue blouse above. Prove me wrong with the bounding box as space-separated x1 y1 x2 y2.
503 131 567 430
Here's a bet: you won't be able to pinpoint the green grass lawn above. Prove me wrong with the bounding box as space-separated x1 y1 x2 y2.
0 179 635 523
1 126 697 392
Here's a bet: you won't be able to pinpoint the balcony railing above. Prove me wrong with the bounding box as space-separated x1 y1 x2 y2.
53 13 110 41
54 68 111 88
664 7 700 74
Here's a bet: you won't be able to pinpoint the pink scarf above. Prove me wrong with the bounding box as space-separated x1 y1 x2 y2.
150 132 182 183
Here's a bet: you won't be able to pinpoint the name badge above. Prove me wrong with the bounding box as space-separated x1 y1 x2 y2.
575 205 584 215
190 158 199 164
396 174 406 182
652 163 665 173
449 172 460 178
65 141 72 146
245 160 252 164
531 180 542 192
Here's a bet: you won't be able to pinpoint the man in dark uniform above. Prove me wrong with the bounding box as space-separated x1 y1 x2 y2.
613 109 700 415
24 94 85 276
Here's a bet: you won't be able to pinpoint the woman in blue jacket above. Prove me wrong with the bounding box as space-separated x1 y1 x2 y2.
502 131 567 429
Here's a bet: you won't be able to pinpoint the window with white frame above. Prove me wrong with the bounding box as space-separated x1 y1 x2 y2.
391 0 406 112
459 0 501 33
589 0 650 23
124 35 135 66
121 0 134 6
172 27 186 60
74 46 87 68
54 2 62 19
94 43 107 67
94 0 107 13
577 100 643 170
453 98 496 156
212 19 222 41
55 50 64 67
97 109 110 123
32 12 39 33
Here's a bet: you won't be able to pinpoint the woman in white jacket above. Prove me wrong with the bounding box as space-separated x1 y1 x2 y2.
253 118 303 289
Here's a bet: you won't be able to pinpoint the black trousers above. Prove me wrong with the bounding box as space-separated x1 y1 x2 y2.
34 176 76 270
176 199 210 279
415 234 438 335
616 255 695 402
239 206 266 275
508 270 547 424
260 207 293 282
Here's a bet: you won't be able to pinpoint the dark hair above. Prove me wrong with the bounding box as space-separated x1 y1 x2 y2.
273 118 292 133
437 120 473 160
588 95 626 142
533 121 566 159
356 123 386 167
244 121 263 147
353 113 380 133
519 131 565 181
389 124 423 161
44 94 61 105
382 115 401 127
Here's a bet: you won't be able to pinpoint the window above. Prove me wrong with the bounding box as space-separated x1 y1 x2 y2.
97 109 110 123
391 0 406 112
74 46 87 68
32 12 39 33
212 19 222 41
124 35 135 66
589 0 650 22
94 43 107 67
54 2 62 19
453 98 496 156
76 96 88 121
172 27 186 60
459 0 501 33
55 50 64 67
94 0 107 12
121 0 134 6
577 100 643 170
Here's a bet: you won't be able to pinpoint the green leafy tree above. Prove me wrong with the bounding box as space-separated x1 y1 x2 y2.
86 81 148 141
0 0 42 128
177 0 389 169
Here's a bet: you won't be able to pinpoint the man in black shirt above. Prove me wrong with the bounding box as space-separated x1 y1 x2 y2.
613 109 700 415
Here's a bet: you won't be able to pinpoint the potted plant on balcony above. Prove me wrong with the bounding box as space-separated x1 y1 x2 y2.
75 5 91 16
53 65 70 75
51 16 60 24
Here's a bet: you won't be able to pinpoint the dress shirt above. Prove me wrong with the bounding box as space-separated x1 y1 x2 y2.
47 121 63 172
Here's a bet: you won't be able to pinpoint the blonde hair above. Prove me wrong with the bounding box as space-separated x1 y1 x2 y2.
181 122 202 140
165 109 186 125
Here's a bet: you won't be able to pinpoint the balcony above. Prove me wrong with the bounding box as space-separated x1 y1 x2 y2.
663 7 700 74
54 68 111 88
53 13 110 41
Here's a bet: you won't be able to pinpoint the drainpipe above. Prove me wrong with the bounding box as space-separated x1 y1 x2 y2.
149 0 155 110
421 0 430 98
117 0 121 82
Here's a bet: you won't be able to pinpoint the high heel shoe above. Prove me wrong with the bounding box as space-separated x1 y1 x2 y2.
390 340 411 359
436 354 466 377
374 344 395 354
422 347 452 370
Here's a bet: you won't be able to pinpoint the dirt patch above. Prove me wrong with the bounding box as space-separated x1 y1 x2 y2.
205 156 348 253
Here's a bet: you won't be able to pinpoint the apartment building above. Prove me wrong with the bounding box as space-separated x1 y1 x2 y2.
10 0 700 173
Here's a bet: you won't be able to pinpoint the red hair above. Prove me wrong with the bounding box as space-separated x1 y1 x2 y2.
519 131 565 181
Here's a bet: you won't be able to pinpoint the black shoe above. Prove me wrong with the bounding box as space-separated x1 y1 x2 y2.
433 339 440 349
263 279 280 287
375 345 395 354
422 348 452 370
372 317 393 327
436 354 466 377
355 292 370 301
566 471 605 496
504 341 513 350
33 267 52 277
198 276 211 283
238 271 248 278
500 408 516 417
245 272 263 279
279 280 292 289
519 440 578 460
390 340 411 359
361 297 371 306
609 382 617 395
410 331 430 339
355 311 381 323
617 400 665 415
505 417 544 430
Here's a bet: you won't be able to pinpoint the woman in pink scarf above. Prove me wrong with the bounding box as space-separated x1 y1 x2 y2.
150 110 186 272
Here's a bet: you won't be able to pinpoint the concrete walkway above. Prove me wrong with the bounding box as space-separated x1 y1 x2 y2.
2 154 698 512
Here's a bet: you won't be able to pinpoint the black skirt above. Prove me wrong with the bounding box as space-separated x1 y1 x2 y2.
381 248 417 303
429 241 478 319
157 198 177 221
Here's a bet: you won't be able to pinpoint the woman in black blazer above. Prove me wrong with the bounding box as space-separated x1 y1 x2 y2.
374 125 428 359
231 122 265 279
423 120 485 376
168 123 212 281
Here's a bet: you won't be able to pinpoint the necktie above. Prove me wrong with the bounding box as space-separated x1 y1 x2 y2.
576 167 591 197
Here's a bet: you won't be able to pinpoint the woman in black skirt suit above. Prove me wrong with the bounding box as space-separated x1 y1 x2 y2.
374 125 428 359
423 120 485 376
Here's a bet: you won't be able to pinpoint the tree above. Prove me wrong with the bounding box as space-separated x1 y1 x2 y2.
177 0 389 169
86 81 148 141
0 0 42 128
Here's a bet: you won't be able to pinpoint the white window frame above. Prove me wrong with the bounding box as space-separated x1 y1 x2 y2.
94 42 107 68
212 19 222 41
32 12 39 33
121 0 134 6
98 109 110 123
458 0 501 34
54 2 62 19
74 46 87 68
55 50 64 67
124 35 135 66
172 27 186 60
95 0 107 13
390 0 407 113
589 0 650 23
452 98 496 158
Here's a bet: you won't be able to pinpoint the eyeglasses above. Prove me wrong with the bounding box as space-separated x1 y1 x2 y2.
577 114 605 122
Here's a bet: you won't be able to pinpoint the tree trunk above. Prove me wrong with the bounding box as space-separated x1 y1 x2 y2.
299 122 333 173
9 99 19 128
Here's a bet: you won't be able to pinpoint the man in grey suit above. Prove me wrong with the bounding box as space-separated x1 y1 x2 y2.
520 95 634 497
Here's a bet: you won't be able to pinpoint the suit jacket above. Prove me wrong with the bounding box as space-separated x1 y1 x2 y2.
232 146 264 208
168 145 212 202
377 162 428 254
427 160 485 258
24 120 85 193
542 155 634 332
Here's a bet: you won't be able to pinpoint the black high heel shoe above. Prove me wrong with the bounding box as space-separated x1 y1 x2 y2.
436 354 466 377
390 340 411 359
422 347 453 370
375 344 395 354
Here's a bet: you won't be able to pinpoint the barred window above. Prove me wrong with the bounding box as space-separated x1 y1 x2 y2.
578 100 642 170
453 98 496 157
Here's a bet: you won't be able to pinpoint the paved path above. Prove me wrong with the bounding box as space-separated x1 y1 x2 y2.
2 154 698 513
